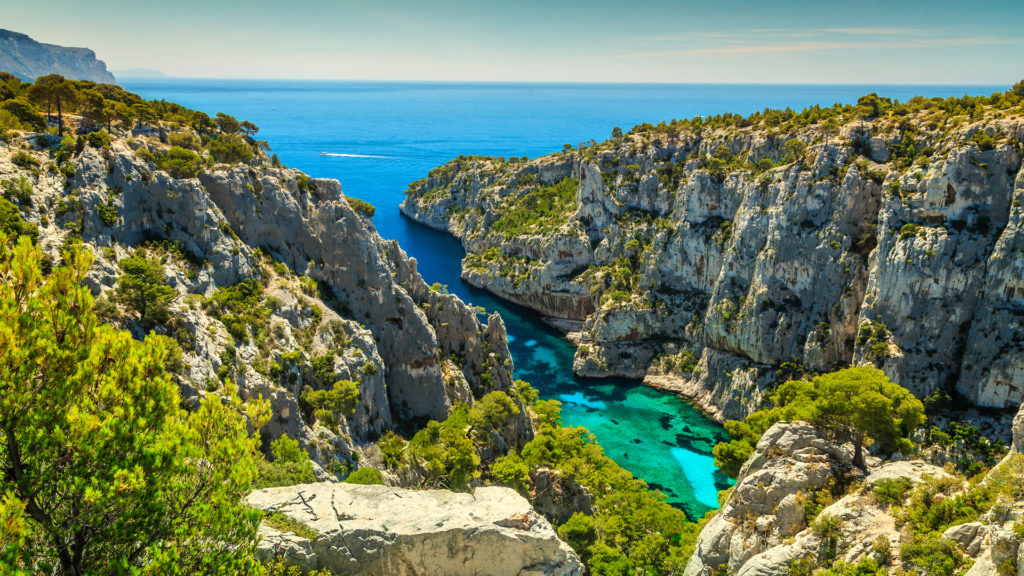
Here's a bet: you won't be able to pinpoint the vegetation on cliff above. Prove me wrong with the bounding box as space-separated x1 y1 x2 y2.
402 81 1024 418
0 235 270 575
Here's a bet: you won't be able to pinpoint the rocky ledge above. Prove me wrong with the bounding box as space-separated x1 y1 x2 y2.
248 483 584 576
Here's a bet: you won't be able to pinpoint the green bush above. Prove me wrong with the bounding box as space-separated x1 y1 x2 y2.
301 379 360 432
10 150 39 170
207 133 254 164
872 477 912 508
346 196 376 217
0 197 38 242
345 467 385 485
2 178 33 206
85 130 112 149
155 146 206 178
0 98 46 131
256 434 316 488
115 253 176 327
204 279 270 344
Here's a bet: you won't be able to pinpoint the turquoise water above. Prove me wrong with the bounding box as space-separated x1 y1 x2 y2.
120 80 1003 518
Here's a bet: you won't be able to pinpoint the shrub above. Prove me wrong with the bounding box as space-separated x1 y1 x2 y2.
346 196 376 217
301 379 361 432
2 178 33 206
115 253 176 327
10 150 39 170
0 198 37 242
0 98 46 131
155 146 205 178
345 467 385 485
256 434 316 488
85 130 112 149
207 133 254 164
872 477 912 507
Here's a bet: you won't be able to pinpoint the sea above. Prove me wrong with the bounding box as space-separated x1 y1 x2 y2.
121 79 1005 520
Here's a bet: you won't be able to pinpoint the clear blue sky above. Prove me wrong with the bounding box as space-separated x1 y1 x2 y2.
9 0 1024 84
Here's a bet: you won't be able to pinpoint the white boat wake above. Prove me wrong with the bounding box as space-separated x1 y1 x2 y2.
320 152 394 159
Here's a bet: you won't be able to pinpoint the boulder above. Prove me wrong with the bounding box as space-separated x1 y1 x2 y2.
248 483 583 576
531 467 593 525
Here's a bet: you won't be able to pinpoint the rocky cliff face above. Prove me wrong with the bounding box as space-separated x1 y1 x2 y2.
0 129 519 469
685 419 1024 576
247 483 584 576
401 93 1024 420
0 29 116 83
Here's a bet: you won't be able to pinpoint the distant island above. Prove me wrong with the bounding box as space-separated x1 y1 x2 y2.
0 28 115 83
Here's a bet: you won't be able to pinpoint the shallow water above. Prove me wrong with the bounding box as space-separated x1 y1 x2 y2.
121 79 1001 518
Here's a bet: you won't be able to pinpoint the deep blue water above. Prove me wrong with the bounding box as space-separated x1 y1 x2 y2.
122 79 1004 518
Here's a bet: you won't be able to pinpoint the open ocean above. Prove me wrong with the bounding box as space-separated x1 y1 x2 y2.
121 79 1005 518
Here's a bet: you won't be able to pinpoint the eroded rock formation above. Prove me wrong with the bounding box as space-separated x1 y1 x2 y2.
247 483 584 576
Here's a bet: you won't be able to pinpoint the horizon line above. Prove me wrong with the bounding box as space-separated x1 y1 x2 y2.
112 76 1015 89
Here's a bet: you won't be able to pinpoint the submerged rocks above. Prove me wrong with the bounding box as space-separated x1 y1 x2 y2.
248 483 584 576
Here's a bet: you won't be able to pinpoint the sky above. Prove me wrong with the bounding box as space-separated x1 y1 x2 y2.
7 0 1024 84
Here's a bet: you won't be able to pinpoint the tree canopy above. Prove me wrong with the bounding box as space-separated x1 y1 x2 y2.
714 366 925 475
0 235 271 575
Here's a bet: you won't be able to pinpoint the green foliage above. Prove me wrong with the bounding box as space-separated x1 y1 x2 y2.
900 533 966 576
215 112 241 134
715 367 924 475
490 177 579 236
1 178 33 206
467 391 517 446
301 379 361 432
153 145 206 178
207 133 255 164
491 453 530 494
407 407 480 489
969 130 997 151
0 98 46 132
115 253 176 327
903 475 994 536
204 278 269 344
10 150 39 171
345 467 385 485
256 434 316 488
713 408 787 478
378 431 407 469
872 477 912 508
0 198 38 242
346 196 376 217
518 401 700 575
85 130 112 149
811 514 844 561
0 237 270 574
262 512 318 541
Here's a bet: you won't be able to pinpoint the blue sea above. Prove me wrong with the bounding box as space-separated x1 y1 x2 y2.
122 79 1005 519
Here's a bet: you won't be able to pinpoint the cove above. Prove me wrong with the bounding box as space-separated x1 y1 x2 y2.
120 79 1002 518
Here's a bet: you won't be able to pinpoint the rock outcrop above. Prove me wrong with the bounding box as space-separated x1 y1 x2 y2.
247 483 584 576
0 128 523 469
685 417 1024 576
402 95 1024 420
0 29 116 82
